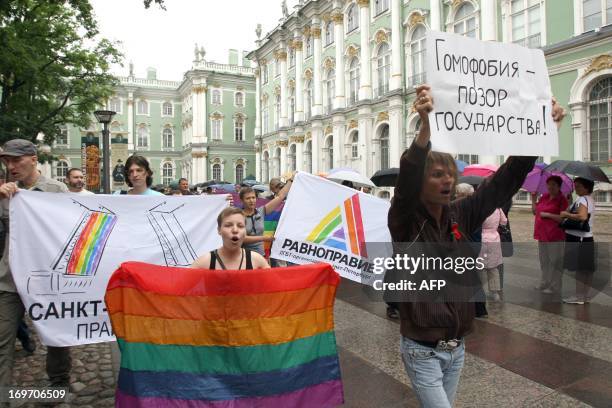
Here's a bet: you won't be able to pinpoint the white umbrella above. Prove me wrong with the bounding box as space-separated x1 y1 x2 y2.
327 169 376 189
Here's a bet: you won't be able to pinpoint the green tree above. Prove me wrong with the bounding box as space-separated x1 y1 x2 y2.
0 0 122 144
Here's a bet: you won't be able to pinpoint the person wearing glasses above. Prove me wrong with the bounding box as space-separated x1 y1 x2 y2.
240 181 292 257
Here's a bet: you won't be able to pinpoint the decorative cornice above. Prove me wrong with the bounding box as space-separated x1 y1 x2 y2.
331 11 344 24
346 45 358 58
302 26 311 38
260 58 267 65
357 0 370 7
274 86 281 96
306 131 312 140
275 50 288 61
583 54 612 77
408 12 426 29
375 30 389 44
254 67 261 77
288 79 295 89
311 27 322 39
192 152 207 158
324 125 333 135
324 58 335 70
377 111 389 122
192 85 208 94
210 112 224 120
276 139 289 147
304 69 313 80
452 0 462 8
289 135 305 143
255 146 261 153
348 120 358 129
293 40 303 51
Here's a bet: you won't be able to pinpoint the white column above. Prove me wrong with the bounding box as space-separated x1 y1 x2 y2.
280 142 288 175
294 38 305 122
333 12 346 109
311 120 323 173
202 155 208 181
359 1 372 100
191 89 199 142
570 104 584 161
332 116 345 169
358 107 372 176
295 139 304 171
201 87 207 143
573 0 582 36
255 66 262 137
127 92 134 150
480 0 497 41
312 21 323 116
279 48 288 128
430 0 441 31
390 0 403 90
389 97 402 167
255 142 262 181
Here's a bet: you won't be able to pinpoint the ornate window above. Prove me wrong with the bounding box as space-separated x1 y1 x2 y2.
137 100 148 115
289 144 297 172
326 136 334 170
347 4 359 33
304 140 312 173
212 118 222 140
212 163 222 181
275 58 281 77
162 101 173 116
262 64 269 84
588 77 612 162
162 162 174 186
235 164 244 184
235 92 244 107
55 160 69 182
326 69 336 113
305 80 313 120
380 125 390 170
162 127 173 149
349 57 360 105
108 97 121 113
325 21 335 46
289 88 295 124
136 125 149 148
212 89 221 105
235 117 244 141
262 104 270 134
351 132 359 159
583 0 612 31
289 48 296 67
511 0 542 48
374 0 389 16
306 36 313 58
453 2 478 38
376 43 391 97
56 127 68 146
275 94 281 130
409 25 427 87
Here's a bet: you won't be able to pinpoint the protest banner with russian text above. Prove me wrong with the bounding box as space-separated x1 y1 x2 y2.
270 172 392 283
426 31 558 156
9 191 226 346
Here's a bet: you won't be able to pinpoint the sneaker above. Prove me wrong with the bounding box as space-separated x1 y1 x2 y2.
563 296 585 305
386 306 399 319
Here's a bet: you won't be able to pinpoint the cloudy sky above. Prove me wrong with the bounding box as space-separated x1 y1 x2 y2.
90 0 300 80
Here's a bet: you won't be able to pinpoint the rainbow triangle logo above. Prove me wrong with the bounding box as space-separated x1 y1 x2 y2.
306 194 368 257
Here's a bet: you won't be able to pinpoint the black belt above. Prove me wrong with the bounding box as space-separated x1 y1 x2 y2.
411 338 462 351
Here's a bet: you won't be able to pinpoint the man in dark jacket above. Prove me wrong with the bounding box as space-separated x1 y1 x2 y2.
387 85 565 407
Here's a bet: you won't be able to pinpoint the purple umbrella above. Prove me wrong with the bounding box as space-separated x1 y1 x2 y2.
522 167 573 195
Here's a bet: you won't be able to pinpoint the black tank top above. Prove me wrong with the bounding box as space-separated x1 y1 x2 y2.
209 249 253 270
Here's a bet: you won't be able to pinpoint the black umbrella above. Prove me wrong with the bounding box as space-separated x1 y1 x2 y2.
371 167 399 187
458 175 485 186
543 160 611 183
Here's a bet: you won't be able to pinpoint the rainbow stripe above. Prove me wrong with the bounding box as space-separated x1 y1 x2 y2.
263 202 284 257
307 194 367 257
105 262 344 407
66 212 117 276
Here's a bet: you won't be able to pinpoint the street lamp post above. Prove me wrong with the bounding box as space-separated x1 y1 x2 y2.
94 110 116 194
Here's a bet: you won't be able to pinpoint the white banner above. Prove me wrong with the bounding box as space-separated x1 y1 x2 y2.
426 31 558 156
270 172 392 284
9 191 227 346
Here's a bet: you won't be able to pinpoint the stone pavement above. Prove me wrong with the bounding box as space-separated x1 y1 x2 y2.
9 207 612 407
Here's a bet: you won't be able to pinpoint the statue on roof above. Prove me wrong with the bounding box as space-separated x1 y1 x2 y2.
194 43 200 62
282 0 288 18
199 46 206 61
128 61 134 77
256 23 262 40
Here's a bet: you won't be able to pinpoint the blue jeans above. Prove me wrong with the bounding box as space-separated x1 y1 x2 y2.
400 336 465 407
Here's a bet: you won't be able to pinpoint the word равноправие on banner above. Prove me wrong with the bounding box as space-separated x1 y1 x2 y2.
9 191 227 346
426 30 559 157
270 172 393 285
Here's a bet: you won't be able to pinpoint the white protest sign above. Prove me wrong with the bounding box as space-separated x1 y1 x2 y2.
426 31 558 156
9 191 226 346
270 172 392 284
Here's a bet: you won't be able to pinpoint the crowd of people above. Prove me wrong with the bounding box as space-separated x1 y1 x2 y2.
0 82 605 408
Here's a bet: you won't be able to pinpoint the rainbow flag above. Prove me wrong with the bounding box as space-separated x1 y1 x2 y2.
66 211 117 276
105 262 344 407
263 202 284 258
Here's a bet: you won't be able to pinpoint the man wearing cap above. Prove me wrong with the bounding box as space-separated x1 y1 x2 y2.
0 139 72 389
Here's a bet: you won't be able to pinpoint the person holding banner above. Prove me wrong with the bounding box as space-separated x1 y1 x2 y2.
240 182 292 257
115 155 164 196
192 207 270 270
0 139 72 390
387 85 565 407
